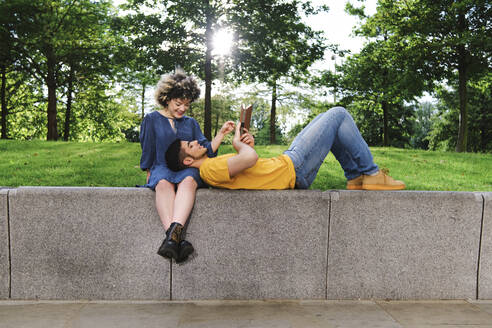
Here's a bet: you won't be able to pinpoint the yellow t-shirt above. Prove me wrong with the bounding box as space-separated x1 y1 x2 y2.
200 153 296 190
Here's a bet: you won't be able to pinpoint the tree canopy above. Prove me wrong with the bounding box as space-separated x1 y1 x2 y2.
0 0 490 153
341 0 491 151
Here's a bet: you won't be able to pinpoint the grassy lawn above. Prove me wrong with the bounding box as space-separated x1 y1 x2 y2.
1 139 491 191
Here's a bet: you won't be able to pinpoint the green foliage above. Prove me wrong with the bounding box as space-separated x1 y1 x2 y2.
350 0 492 152
64 83 141 142
287 97 415 148
187 94 238 142
1 71 44 139
287 98 333 140
187 93 286 145
428 73 492 152
229 0 327 85
347 100 415 148
326 32 426 147
410 102 434 150
1 0 117 140
229 0 327 143
2 72 140 142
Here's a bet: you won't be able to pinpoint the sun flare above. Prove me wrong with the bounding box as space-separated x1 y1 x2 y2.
212 29 234 56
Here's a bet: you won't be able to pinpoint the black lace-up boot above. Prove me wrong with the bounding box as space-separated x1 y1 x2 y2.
157 222 182 260
176 237 194 264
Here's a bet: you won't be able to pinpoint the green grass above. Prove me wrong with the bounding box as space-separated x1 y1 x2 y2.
1 140 491 191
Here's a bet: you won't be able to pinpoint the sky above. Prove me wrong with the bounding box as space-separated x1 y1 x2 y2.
310 1 377 55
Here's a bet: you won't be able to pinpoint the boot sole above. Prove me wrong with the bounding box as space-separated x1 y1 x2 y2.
347 185 363 190
176 245 195 263
362 184 406 190
157 248 179 260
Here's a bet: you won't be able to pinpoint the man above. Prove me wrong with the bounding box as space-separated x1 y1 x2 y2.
166 106 405 191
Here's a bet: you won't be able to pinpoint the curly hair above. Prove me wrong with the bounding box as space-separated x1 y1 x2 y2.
155 69 201 108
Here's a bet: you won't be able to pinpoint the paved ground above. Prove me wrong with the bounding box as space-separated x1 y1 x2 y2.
1 300 492 328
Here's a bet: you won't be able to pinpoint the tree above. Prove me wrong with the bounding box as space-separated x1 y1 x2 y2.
65 77 140 142
0 0 28 139
410 102 434 150
327 38 425 146
129 0 327 143
128 0 225 140
187 94 237 140
428 73 492 152
229 0 327 143
351 0 491 152
111 3 184 120
3 0 113 140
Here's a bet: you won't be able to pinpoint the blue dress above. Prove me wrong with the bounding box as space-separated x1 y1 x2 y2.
139 110 217 189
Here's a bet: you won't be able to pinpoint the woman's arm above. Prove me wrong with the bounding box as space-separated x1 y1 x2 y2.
139 114 155 171
191 119 233 157
210 121 234 152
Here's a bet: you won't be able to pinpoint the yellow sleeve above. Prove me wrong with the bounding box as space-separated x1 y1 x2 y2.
199 154 234 186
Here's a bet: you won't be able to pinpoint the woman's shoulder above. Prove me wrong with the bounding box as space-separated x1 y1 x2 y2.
145 110 162 120
183 116 200 125
181 115 197 122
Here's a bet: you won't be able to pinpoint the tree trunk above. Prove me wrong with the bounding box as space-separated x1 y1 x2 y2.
455 52 469 152
64 65 74 141
46 51 58 141
455 61 468 152
141 83 146 120
455 12 468 152
479 95 487 152
382 100 389 147
270 81 277 144
203 0 213 140
1 64 7 139
213 108 220 137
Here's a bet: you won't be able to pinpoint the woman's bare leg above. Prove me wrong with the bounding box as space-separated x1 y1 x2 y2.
155 179 176 231
155 177 198 231
172 176 198 226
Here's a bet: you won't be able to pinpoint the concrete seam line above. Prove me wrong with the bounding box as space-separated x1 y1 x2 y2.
476 193 485 300
170 259 173 301
6 189 11 299
325 192 334 300
374 300 401 324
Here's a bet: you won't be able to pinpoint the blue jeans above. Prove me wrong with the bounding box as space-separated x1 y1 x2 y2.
284 107 379 189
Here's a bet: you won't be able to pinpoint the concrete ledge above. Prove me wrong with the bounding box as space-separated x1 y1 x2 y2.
327 191 483 299
173 190 330 300
1 187 490 300
479 192 492 299
0 190 9 299
8 187 170 300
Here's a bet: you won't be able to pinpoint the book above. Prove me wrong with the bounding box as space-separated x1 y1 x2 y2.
239 104 253 135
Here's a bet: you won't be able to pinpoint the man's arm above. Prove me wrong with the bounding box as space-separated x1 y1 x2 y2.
227 123 258 178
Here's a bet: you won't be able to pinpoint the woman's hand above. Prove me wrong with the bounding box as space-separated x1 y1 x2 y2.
211 121 235 153
219 121 235 136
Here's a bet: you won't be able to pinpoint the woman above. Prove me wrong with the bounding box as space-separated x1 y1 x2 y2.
140 69 233 263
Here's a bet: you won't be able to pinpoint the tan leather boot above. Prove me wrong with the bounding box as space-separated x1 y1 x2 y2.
362 169 406 190
346 175 364 190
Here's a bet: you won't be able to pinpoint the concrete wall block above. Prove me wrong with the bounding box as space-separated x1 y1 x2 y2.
9 187 170 300
327 191 483 300
172 189 330 300
0 189 9 299
479 192 492 299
